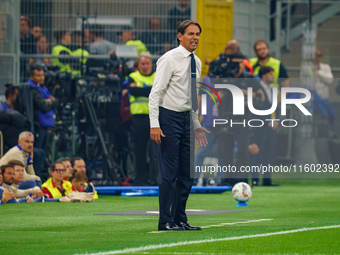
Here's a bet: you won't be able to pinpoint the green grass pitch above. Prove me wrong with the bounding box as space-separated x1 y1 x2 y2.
1 178 339 255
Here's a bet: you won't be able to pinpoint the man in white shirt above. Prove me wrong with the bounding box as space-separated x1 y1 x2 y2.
315 48 334 100
149 20 209 231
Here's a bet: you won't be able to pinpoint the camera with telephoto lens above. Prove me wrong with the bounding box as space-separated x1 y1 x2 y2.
209 53 240 78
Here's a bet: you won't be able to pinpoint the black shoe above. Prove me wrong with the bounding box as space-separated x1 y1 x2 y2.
175 222 202 231
158 222 184 231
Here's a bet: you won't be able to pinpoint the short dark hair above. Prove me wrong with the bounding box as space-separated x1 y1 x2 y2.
177 20 202 46
92 24 104 37
29 64 44 77
253 39 269 52
49 161 64 175
0 164 13 174
54 30 69 42
20 16 31 27
8 160 25 168
259 66 274 78
70 157 84 168
49 162 57 173
4 84 18 99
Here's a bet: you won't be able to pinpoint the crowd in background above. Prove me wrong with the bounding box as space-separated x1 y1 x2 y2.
0 0 336 204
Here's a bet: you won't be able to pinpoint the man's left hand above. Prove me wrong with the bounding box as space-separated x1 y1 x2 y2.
194 127 210 147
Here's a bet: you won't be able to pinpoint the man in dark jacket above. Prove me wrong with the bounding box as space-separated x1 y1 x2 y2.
27 64 58 150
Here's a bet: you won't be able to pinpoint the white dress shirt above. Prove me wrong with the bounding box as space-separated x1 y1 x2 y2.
315 62 334 100
149 45 202 129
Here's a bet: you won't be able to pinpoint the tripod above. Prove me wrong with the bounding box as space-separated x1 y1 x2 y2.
83 94 131 186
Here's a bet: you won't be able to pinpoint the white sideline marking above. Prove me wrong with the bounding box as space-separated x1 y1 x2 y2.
148 219 273 234
201 219 273 229
78 224 340 255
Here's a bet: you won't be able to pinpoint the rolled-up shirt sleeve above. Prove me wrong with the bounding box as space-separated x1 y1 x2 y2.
149 55 174 128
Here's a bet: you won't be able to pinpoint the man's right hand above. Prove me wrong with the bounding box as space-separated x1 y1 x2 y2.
2 190 15 203
150 128 165 144
33 189 44 198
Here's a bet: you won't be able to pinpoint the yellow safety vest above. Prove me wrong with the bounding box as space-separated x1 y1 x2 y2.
42 178 73 198
51 45 73 72
128 71 155 115
249 57 281 87
125 40 147 55
72 48 90 76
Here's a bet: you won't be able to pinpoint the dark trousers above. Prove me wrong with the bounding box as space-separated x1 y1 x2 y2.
131 114 158 186
250 127 277 184
158 107 194 224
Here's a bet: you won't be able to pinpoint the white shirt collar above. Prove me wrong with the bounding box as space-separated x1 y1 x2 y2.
179 44 195 58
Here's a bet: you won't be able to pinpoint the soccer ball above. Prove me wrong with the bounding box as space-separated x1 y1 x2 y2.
232 182 252 202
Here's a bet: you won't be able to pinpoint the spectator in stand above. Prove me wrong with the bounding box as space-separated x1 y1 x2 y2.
90 24 116 55
0 164 33 203
0 131 41 185
20 16 36 55
167 0 191 31
10 159 44 200
71 157 86 173
36 35 51 65
0 84 19 110
141 18 170 55
42 161 73 199
0 166 17 204
0 168 16 203
31 25 42 41
315 48 334 100
70 157 98 198
119 27 147 55
58 157 74 180
20 16 36 81
51 30 72 72
28 64 58 150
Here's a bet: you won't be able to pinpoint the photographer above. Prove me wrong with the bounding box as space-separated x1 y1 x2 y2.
27 64 59 150
210 52 264 184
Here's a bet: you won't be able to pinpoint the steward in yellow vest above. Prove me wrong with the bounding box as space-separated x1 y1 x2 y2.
126 40 148 55
122 52 158 186
51 31 73 72
71 48 89 76
70 31 90 76
42 178 73 198
250 39 290 88
128 69 156 115
42 162 73 198
119 28 147 55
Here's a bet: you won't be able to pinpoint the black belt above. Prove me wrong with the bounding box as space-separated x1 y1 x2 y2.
159 107 191 115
